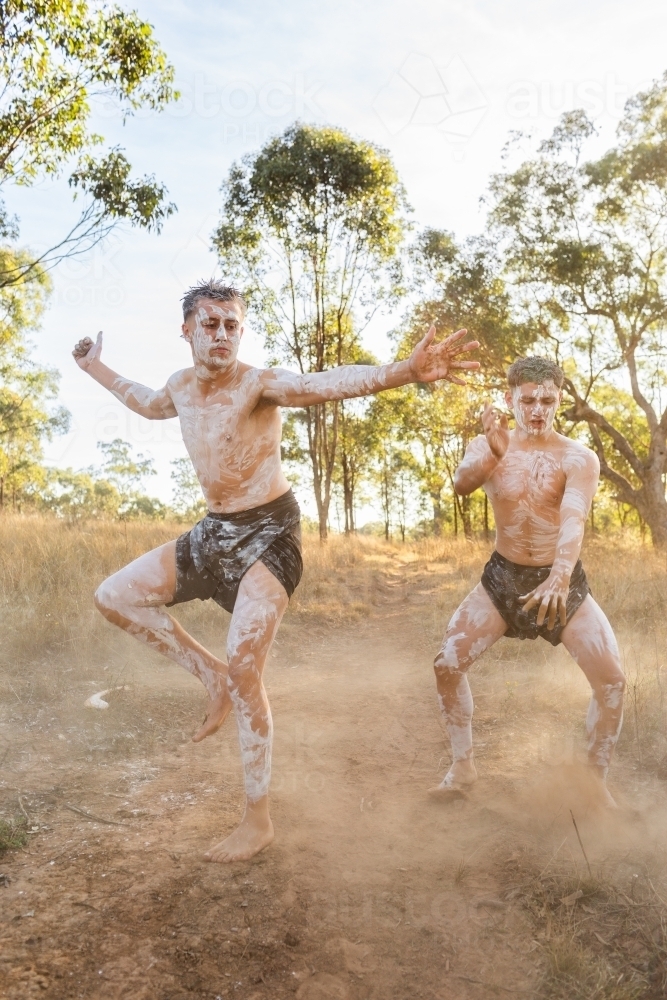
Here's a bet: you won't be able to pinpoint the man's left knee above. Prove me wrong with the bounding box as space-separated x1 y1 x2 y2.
601 675 625 708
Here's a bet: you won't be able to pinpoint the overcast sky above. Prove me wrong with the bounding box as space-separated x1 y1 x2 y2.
9 0 667 511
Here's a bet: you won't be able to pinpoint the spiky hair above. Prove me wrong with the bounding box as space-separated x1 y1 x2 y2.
181 280 247 320
506 356 564 388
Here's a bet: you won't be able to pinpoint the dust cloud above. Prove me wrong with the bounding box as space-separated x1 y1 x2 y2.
1 519 666 998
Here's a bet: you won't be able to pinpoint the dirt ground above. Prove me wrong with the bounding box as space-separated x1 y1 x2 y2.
2 540 667 999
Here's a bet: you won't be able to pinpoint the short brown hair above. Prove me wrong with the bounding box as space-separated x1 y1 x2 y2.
506 356 564 388
181 280 247 320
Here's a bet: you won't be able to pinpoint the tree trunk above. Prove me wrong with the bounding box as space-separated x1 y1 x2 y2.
563 384 667 548
306 401 340 542
341 449 355 534
461 494 473 540
640 475 667 547
383 466 391 540
432 493 443 536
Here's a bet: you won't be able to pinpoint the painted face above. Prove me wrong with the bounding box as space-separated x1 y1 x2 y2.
506 380 560 437
182 299 244 374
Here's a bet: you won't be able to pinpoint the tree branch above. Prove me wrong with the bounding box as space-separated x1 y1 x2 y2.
562 376 646 479
587 423 643 507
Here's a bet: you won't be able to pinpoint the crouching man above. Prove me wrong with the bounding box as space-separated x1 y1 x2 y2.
432 356 625 807
73 279 479 861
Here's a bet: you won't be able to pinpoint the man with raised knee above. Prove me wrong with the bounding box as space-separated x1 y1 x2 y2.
432 356 625 807
73 279 478 861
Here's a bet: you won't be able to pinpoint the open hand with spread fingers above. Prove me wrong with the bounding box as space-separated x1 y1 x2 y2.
408 326 480 386
482 402 510 460
72 331 103 370
521 574 570 631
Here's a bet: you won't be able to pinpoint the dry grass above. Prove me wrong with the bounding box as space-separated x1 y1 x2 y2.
497 845 667 999
0 816 28 855
2 516 667 997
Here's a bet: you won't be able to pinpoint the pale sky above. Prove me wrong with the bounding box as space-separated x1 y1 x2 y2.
9 0 667 512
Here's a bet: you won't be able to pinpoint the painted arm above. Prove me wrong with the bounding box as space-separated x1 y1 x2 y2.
522 447 599 630
454 403 510 495
259 327 479 407
72 332 177 420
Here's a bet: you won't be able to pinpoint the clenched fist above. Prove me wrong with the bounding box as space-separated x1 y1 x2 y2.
73 331 103 370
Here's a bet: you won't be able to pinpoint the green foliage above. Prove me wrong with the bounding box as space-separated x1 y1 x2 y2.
69 148 175 233
410 229 535 381
95 438 165 520
0 1 176 185
214 123 408 538
0 816 28 854
39 467 121 519
0 259 69 509
0 0 177 286
170 456 207 523
488 76 667 544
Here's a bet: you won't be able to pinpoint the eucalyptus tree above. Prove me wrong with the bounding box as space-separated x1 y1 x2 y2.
213 123 408 539
335 398 376 534
489 75 667 546
0 265 67 508
0 0 177 286
409 228 534 384
389 230 527 536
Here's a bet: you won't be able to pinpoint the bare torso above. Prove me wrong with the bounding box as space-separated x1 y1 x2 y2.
466 431 594 566
168 365 289 513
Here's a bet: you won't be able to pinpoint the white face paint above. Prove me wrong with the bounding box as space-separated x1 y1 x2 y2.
182 299 244 378
507 380 560 437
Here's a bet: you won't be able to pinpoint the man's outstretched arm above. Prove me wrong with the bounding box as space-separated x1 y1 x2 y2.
73 332 177 420
259 327 479 407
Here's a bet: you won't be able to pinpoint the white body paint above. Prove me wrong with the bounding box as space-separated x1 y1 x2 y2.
74 300 480 857
84 686 130 710
434 378 625 795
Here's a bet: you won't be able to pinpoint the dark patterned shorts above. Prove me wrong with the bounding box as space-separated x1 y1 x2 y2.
481 550 590 647
166 489 302 614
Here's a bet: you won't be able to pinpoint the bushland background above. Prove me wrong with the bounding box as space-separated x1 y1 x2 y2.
2 4 667 999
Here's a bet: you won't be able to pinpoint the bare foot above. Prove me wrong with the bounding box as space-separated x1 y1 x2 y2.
204 802 274 863
429 758 478 798
192 688 233 743
590 770 619 809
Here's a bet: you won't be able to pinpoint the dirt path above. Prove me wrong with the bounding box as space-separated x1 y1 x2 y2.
1 550 666 999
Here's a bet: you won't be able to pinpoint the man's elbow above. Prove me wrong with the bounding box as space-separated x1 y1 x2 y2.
453 471 469 496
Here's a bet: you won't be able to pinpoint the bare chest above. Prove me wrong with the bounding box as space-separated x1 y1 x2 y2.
488 450 565 509
171 385 280 465
175 395 242 449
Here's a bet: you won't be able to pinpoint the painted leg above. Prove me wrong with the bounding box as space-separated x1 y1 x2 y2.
94 540 232 741
561 595 625 808
431 584 506 795
205 560 288 863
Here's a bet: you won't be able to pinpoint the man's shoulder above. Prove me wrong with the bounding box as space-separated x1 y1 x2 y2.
559 434 599 472
166 367 194 391
466 433 490 453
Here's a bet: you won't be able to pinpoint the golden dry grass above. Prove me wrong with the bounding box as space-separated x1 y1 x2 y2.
2 515 666 775
2 516 667 997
